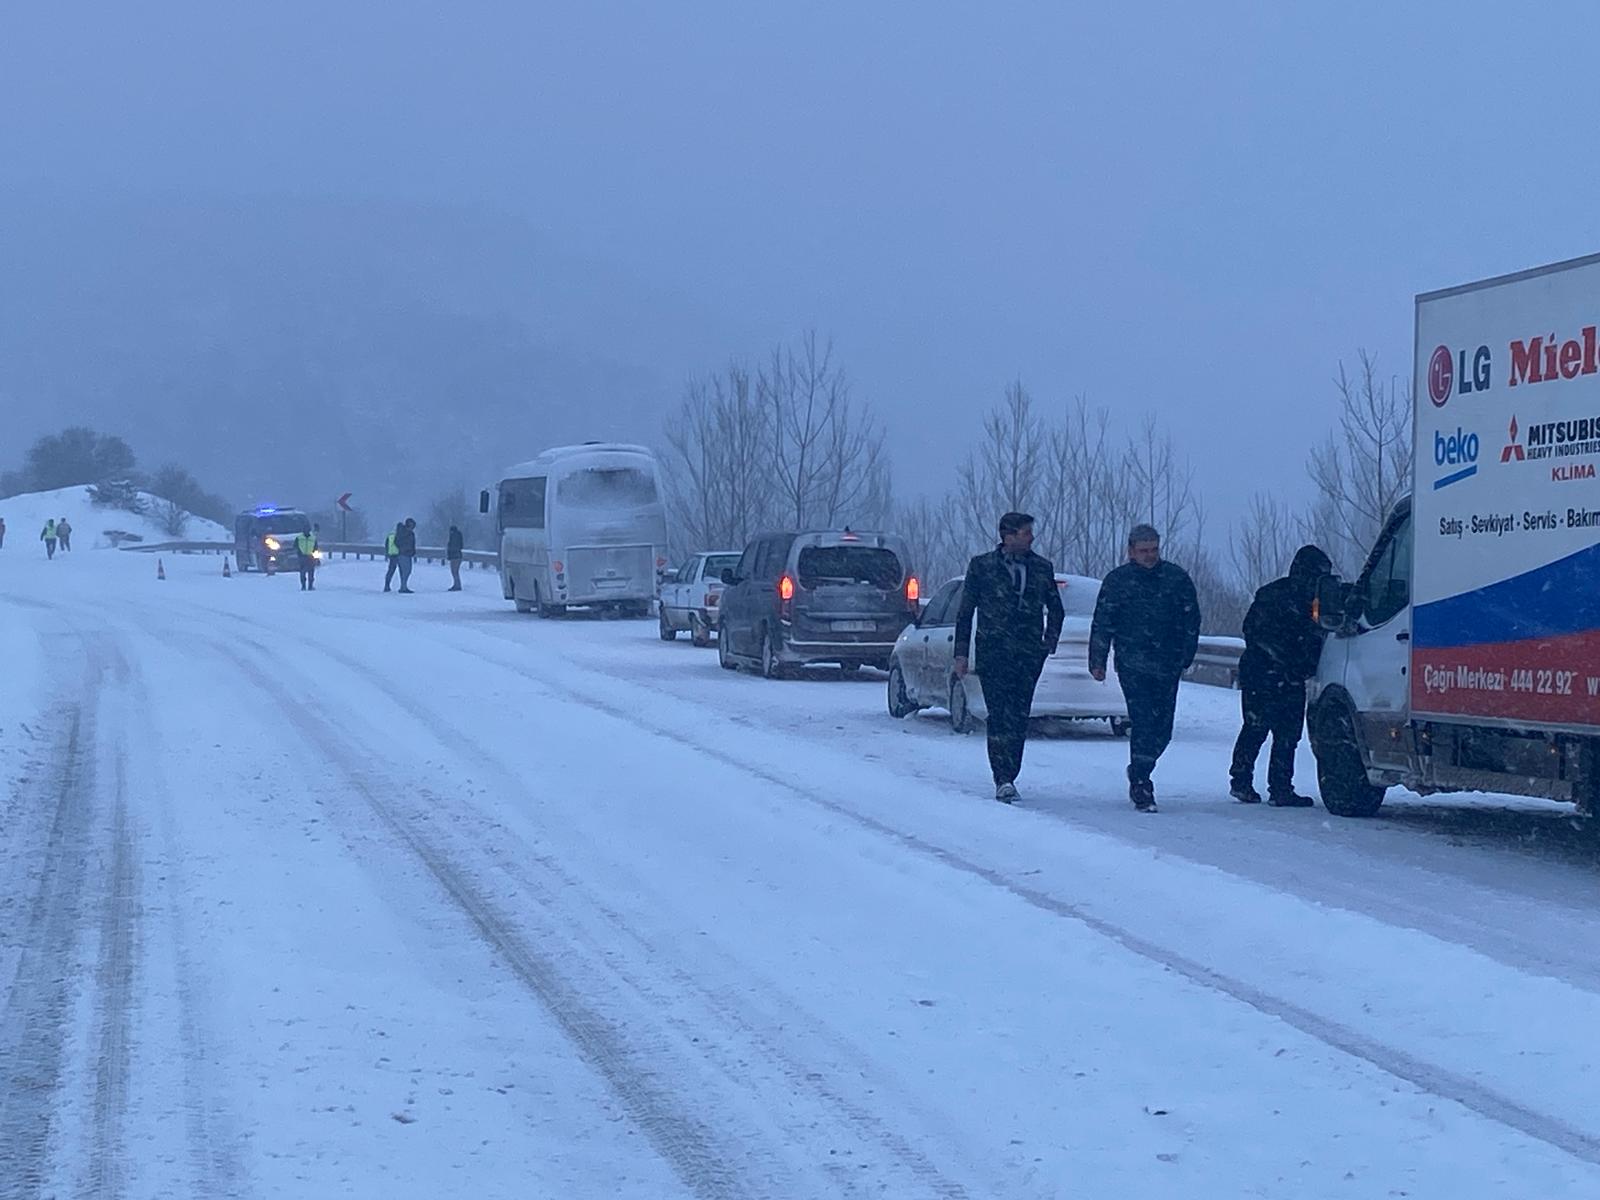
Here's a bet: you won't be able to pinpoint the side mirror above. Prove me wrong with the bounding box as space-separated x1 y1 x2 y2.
720 568 738 586
1315 573 1352 631
478 490 491 516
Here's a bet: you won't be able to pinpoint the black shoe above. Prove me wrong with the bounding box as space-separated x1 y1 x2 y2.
1268 792 1315 808
398 587 414 594
995 783 1019 804
1230 783 1262 804
448 585 462 592
383 585 391 592
1130 779 1157 813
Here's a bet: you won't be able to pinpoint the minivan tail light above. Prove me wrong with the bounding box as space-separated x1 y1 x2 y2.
905 576 920 604
778 574 795 620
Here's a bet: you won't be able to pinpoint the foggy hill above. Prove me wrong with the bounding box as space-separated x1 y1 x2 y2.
0 195 730 519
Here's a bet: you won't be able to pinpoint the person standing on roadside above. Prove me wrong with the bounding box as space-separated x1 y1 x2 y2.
295 523 320 591
1229 544 1333 807
446 524 465 591
40 518 57 559
395 517 418 593
383 522 402 591
1089 524 1201 813
953 511 1065 804
0 516 7 549
56 518 72 552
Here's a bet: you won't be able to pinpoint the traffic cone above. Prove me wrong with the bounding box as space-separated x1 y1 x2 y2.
157 558 166 581
222 556 232 578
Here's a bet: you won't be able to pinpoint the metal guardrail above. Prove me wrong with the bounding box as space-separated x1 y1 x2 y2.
121 539 499 568
1188 636 1245 689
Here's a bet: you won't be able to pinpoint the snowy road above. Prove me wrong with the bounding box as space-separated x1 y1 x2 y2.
4 550 1600 1198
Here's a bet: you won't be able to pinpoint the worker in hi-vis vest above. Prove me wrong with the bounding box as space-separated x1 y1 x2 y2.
295 525 320 591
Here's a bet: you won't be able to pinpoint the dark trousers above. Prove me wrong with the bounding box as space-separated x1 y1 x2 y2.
977 654 1046 786
449 558 462 588
1230 681 1306 797
298 554 316 590
44 538 56 559
384 555 399 589
1118 670 1182 783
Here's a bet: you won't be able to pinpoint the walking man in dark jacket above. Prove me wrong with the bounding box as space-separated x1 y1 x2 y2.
1229 544 1333 806
395 518 418 593
1089 524 1201 812
446 525 465 591
953 512 1065 804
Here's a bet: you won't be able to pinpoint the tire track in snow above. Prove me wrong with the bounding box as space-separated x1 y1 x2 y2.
436 633 1600 1171
0 701 90 1198
206 641 755 1200
87 748 137 1200
215 620 978 1199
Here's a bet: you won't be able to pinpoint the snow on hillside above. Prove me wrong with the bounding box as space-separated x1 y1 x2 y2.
0 485 228 550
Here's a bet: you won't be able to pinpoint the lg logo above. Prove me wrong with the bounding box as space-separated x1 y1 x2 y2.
1428 344 1492 407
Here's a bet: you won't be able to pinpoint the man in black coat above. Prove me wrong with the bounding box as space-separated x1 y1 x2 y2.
1089 524 1201 812
395 517 418 593
953 511 1065 804
1229 544 1333 806
446 524 465 591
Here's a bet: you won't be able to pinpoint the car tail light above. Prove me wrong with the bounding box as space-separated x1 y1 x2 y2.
905 576 920 605
778 574 795 620
705 591 719 607
552 560 564 574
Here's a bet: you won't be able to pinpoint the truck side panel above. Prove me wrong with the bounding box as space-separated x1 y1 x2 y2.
1411 258 1600 733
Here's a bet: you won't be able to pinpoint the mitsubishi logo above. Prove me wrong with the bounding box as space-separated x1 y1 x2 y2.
1500 416 1525 463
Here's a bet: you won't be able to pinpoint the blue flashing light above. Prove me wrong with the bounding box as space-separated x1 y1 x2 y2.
253 505 280 515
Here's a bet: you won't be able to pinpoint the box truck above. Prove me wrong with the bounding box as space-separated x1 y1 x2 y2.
1310 253 1600 816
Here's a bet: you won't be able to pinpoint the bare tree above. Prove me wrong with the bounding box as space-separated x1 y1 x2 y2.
760 332 891 531
1306 350 1413 574
957 379 1044 549
1122 413 1201 557
1230 491 1301 591
663 362 773 556
1040 396 1131 578
156 497 189 538
894 492 968 588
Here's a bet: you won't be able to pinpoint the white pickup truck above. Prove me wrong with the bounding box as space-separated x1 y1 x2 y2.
658 550 742 646
1309 252 1600 817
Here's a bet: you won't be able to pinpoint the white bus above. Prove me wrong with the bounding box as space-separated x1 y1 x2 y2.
482 443 670 617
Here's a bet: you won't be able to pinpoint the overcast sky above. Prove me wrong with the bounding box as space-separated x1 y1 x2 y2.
5 1 1599 532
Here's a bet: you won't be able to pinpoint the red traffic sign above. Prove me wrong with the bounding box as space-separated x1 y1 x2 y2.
336 492 353 512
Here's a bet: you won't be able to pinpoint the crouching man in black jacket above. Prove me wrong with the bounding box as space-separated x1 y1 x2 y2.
1229 544 1333 807
1089 524 1201 813
954 512 1065 804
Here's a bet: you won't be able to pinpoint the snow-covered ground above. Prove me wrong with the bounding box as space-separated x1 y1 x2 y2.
3 548 1600 1198
0 484 229 550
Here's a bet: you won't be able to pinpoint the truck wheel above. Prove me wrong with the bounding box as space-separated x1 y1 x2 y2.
659 606 678 641
887 662 917 718
1315 709 1387 818
949 677 976 734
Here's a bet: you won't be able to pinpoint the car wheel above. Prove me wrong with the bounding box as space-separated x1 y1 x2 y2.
718 626 740 671
690 615 712 648
760 627 787 680
1109 716 1131 738
887 662 917 719
949 676 976 734
1313 706 1387 818
659 605 678 641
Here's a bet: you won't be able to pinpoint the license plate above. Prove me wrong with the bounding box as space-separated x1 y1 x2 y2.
831 620 875 632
